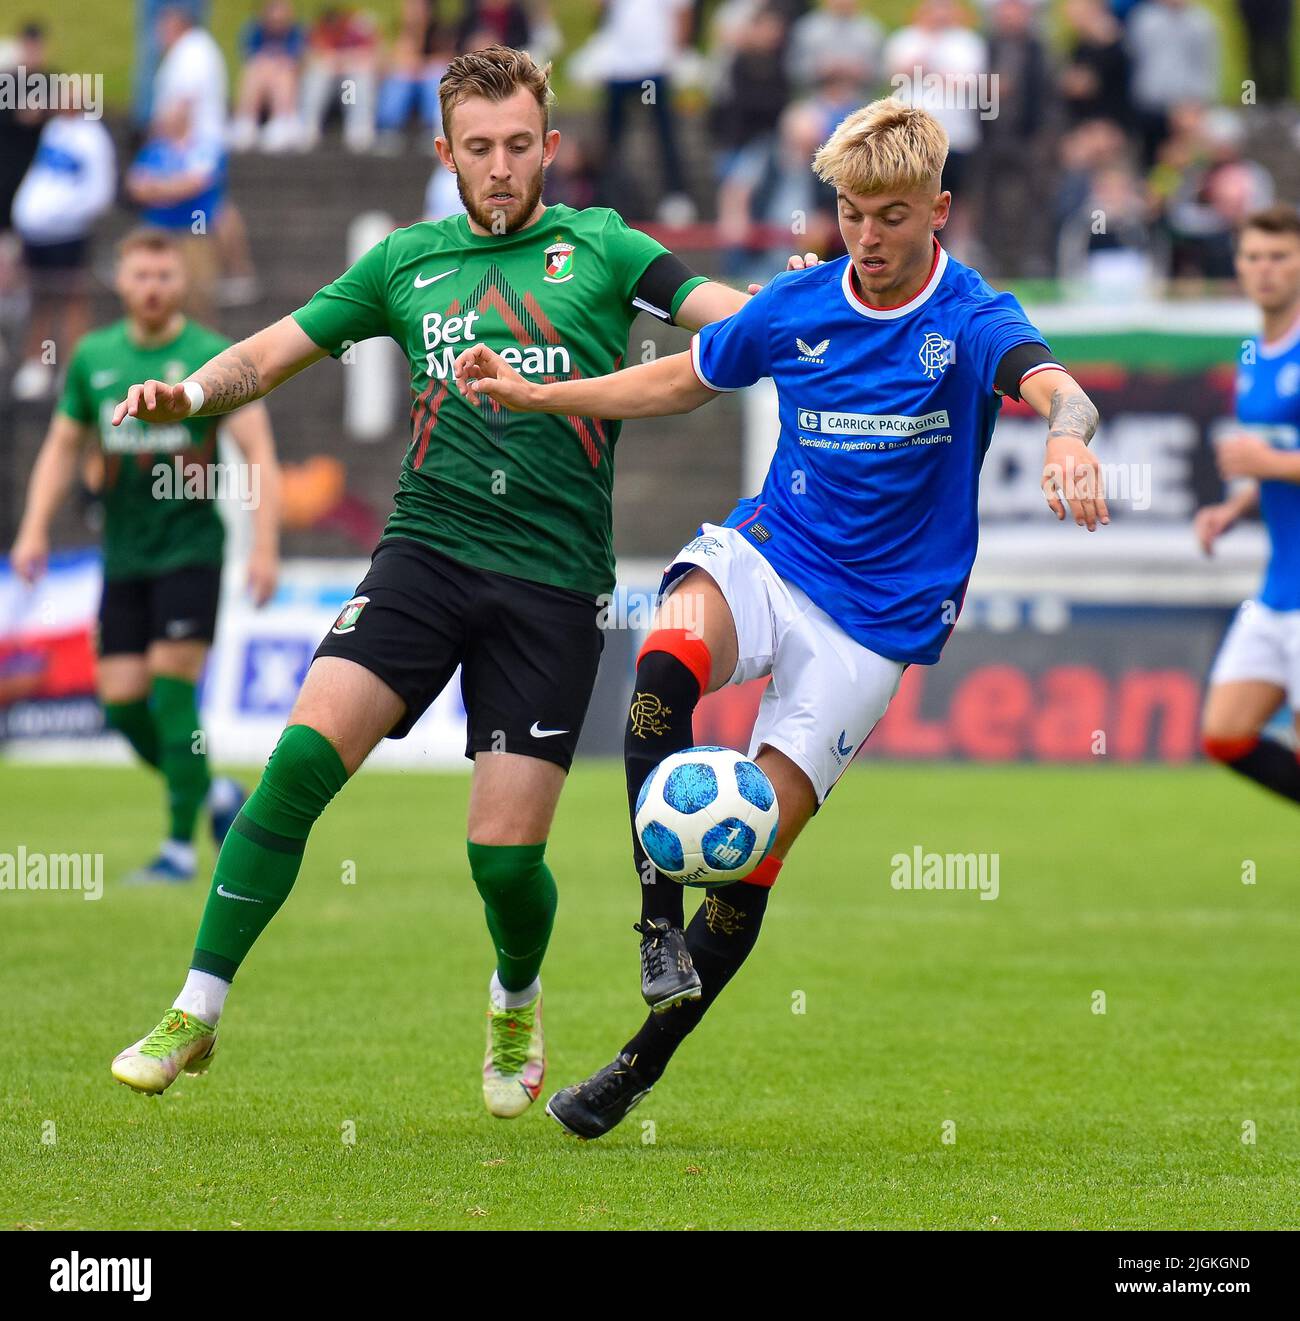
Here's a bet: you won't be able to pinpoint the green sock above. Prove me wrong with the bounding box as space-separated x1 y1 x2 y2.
191 724 350 980
103 698 160 769
467 841 557 993
151 674 211 842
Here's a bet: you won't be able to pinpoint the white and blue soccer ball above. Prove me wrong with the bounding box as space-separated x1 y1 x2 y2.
634 746 779 887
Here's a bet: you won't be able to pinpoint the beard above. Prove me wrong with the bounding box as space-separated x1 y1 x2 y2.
455 164 545 235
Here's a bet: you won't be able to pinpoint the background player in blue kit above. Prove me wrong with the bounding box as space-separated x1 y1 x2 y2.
1198 205 1300 805
454 98 1108 1139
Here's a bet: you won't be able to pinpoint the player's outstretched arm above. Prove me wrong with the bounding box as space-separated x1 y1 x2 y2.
225 401 282 606
9 413 89 584
453 344 716 420
111 316 328 427
1021 367 1108 531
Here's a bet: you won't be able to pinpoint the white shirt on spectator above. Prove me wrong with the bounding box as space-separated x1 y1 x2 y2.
597 0 689 81
787 10 885 91
154 24 229 147
1126 1 1219 112
12 115 116 245
881 24 988 154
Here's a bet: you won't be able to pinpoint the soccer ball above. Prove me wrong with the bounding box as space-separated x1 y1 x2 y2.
634 746 779 887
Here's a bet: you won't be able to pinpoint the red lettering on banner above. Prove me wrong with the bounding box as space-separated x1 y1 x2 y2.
689 659 1204 764
1033 665 1108 760
1112 669 1199 762
950 664 1031 759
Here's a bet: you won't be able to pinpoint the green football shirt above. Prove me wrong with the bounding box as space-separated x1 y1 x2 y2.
292 203 707 598
58 318 232 581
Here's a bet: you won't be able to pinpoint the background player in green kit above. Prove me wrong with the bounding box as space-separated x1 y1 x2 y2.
105 45 776 1119
10 228 282 885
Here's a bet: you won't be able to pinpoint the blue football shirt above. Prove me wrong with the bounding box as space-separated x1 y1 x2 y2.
690 241 1052 664
1235 321 1300 611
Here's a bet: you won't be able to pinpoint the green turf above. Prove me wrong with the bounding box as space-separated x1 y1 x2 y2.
1 760 1297 1230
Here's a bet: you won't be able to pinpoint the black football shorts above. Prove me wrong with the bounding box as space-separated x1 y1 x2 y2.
314 536 605 769
98 563 222 656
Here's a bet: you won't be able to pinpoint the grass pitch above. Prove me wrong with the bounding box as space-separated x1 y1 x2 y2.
1 760 1297 1230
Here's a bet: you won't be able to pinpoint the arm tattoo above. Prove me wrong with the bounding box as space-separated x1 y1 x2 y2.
1046 389 1098 444
194 347 261 415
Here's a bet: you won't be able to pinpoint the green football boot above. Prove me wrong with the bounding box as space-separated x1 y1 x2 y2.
482 988 545 1118
111 1008 217 1095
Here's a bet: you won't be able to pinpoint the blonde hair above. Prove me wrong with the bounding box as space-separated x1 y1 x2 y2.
812 98 949 197
439 44 553 139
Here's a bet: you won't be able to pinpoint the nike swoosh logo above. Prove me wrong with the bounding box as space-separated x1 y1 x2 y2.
529 723 569 738
413 268 458 288
217 884 262 904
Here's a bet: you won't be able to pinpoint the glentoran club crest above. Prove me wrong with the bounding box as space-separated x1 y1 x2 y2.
544 240 575 283
331 595 369 635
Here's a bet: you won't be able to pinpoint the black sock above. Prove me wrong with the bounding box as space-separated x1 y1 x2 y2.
1212 737 1300 805
622 878 771 1083
626 648 705 928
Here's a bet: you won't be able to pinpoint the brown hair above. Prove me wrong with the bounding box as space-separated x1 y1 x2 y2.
1240 204 1300 242
438 44 553 140
116 227 182 260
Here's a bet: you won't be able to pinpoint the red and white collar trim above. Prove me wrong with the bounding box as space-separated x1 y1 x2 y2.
841 239 947 321
1258 306 1300 359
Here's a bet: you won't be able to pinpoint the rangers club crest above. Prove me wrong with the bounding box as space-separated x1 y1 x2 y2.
918 332 953 380
544 241 575 283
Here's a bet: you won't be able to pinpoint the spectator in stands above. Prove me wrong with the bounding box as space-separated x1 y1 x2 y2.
708 5 791 185
1237 0 1293 107
154 4 228 149
0 24 48 237
1154 105 1275 278
1058 157 1166 294
456 0 531 52
376 0 453 153
786 0 884 97
589 0 696 223
1125 0 1219 167
882 0 989 256
978 0 1053 275
717 98 839 286
153 5 260 306
230 0 306 153
1060 0 1132 130
133 0 211 130
10 105 116 401
126 99 224 321
300 5 379 153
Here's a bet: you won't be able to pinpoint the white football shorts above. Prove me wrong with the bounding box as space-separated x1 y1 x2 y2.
661 523 905 804
1207 600 1300 705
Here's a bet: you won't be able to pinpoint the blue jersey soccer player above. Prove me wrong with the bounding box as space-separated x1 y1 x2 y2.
455 98 1107 1138
1198 205 1300 804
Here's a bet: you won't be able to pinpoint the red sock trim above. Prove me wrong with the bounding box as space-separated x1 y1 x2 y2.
637 628 712 696
744 856 783 889
1203 734 1260 763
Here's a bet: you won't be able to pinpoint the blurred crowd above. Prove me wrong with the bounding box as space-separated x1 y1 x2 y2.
1 0 1298 401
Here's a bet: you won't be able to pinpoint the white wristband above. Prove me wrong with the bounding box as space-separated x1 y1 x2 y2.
181 380 205 414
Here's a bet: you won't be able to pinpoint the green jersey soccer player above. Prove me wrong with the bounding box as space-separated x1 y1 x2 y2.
11 228 281 885
106 45 778 1118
